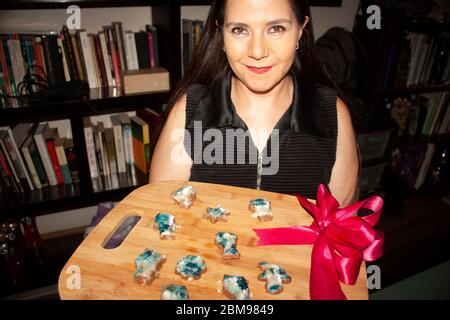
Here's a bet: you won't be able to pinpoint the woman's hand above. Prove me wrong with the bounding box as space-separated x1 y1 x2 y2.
328 97 360 206
149 94 193 183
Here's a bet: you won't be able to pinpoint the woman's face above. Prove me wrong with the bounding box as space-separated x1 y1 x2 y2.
222 0 308 93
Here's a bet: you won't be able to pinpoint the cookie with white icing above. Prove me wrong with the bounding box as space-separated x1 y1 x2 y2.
134 249 166 285
161 284 189 300
153 213 176 240
170 185 197 209
204 205 230 223
215 232 240 260
175 255 207 280
258 262 292 294
249 198 273 222
223 275 251 300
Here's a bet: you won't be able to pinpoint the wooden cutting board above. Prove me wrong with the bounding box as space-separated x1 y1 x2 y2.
58 181 369 300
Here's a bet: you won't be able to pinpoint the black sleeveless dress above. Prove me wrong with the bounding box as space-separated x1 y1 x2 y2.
183 68 338 199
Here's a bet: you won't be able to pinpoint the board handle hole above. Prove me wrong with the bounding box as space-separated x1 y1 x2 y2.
102 215 141 249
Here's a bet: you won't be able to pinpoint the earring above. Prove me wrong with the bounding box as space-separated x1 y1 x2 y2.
296 42 299 50
223 46 226 52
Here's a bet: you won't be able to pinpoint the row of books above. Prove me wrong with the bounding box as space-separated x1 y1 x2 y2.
0 123 79 194
182 19 205 73
0 22 160 108
383 31 450 88
393 92 450 137
84 108 161 192
391 142 446 190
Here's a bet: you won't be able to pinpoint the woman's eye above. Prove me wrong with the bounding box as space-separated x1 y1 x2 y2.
269 25 286 34
231 27 247 36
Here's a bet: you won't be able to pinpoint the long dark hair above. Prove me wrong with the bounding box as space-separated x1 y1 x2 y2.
152 0 360 198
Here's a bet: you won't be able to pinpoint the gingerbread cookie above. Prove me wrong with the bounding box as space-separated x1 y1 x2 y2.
223 275 251 300
161 284 189 300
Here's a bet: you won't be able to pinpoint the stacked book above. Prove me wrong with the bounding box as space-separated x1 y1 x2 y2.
182 19 205 74
383 31 450 88
84 108 161 192
0 123 79 193
0 22 160 109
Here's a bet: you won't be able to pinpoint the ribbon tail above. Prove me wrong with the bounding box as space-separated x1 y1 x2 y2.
310 231 347 300
253 227 317 246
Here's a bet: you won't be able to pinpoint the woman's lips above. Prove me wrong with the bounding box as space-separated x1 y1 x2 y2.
246 65 272 74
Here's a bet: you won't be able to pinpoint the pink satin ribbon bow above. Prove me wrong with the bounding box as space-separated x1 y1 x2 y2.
253 184 384 300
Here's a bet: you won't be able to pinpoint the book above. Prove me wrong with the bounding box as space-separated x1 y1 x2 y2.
61 25 78 81
5 126 34 190
63 138 79 183
83 117 101 192
70 33 85 81
0 130 23 192
54 137 72 184
123 31 139 71
33 123 58 186
134 31 149 69
0 145 19 192
98 31 114 87
131 116 150 174
110 115 127 175
104 26 121 87
78 30 98 89
43 127 64 185
56 36 71 82
28 135 49 187
104 127 119 189
21 134 42 189
414 143 436 190
118 113 136 185
112 22 127 71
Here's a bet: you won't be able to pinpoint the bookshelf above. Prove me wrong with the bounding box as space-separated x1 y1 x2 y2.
353 2 450 292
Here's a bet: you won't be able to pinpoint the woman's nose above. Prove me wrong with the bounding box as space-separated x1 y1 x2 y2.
248 34 268 60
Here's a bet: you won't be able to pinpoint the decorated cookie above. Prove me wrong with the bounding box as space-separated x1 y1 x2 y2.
170 185 197 209
223 275 251 300
204 205 230 223
249 198 273 222
153 213 176 240
215 232 240 260
258 262 292 294
161 284 189 300
175 255 207 280
134 249 166 285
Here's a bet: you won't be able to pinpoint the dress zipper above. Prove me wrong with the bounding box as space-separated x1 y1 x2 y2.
256 151 263 190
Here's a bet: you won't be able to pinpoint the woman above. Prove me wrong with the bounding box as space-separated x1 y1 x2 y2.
150 0 359 206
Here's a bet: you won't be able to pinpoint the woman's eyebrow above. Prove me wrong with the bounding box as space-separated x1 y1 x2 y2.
225 19 292 28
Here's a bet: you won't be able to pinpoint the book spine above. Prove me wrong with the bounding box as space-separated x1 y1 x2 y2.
132 123 146 173
5 129 34 190
33 132 58 186
21 144 42 189
98 129 110 177
124 32 139 71
112 124 126 174
55 144 72 184
41 36 57 86
108 29 122 87
147 31 155 68
93 34 107 87
46 139 64 185
112 22 127 71
0 138 23 192
29 141 48 187
64 142 79 183
62 26 78 80
0 147 17 192
122 122 135 182
88 34 101 88
99 32 114 87
84 124 100 179
57 36 71 82
79 31 98 89
71 34 85 81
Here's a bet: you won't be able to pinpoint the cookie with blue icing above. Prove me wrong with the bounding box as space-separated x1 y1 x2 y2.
175 255 207 280
215 232 240 260
204 205 230 223
153 213 176 240
223 275 251 300
258 262 292 294
170 185 197 209
134 249 166 285
161 284 189 300
249 198 273 222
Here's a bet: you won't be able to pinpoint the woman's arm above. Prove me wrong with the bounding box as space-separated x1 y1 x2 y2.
149 93 193 183
328 96 360 206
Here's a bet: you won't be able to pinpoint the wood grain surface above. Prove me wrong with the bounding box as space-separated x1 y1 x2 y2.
58 181 369 300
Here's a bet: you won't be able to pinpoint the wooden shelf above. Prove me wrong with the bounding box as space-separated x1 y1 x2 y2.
0 0 167 10
382 84 450 95
0 90 169 126
0 182 145 219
